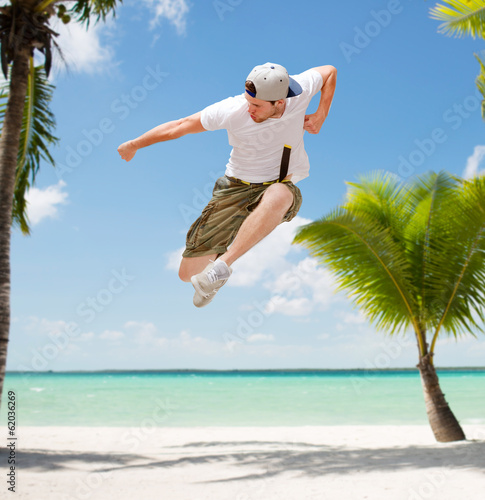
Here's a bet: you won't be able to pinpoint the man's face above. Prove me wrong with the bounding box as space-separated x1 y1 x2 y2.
245 93 280 123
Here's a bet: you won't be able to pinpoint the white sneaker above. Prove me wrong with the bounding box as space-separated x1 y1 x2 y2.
191 260 232 308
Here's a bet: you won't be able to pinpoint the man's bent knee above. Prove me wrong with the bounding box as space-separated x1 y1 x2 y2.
178 265 192 283
179 257 196 282
262 183 294 212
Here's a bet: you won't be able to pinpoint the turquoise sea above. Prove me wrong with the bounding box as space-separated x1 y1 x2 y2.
1 370 484 427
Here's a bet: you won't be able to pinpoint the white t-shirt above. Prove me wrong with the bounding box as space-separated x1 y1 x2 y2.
200 69 323 184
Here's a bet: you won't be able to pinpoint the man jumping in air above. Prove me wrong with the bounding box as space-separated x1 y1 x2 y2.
118 63 337 308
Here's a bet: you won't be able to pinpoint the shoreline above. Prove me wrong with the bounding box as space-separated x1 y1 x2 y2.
5 366 485 374
2 425 484 499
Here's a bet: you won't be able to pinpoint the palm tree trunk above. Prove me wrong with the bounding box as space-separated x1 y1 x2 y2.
0 47 31 408
417 353 466 442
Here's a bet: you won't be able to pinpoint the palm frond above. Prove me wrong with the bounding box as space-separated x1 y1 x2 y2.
344 171 415 239
0 61 58 234
430 0 485 39
36 0 122 26
404 172 462 327
70 0 122 26
475 51 485 120
294 170 485 358
294 206 420 337
428 175 485 346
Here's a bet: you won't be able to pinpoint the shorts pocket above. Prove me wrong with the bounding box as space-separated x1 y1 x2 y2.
185 203 216 249
282 183 303 222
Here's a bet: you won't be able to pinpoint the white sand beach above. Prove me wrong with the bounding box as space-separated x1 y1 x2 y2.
3 425 484 500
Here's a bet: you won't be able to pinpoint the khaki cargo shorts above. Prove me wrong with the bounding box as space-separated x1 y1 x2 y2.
182 175 303 258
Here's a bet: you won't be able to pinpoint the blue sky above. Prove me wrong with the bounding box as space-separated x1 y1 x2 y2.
7 0 485 371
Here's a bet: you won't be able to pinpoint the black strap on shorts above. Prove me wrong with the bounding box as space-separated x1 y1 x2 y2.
279 145 292 182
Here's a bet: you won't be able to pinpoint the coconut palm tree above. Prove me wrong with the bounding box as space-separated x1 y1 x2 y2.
430 0 485 118
0 0 122 408
294 171 485 442
0 62 58 234
476 52 485 117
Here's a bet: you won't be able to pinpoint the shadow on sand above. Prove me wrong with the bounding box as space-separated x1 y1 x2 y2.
2 438 484 483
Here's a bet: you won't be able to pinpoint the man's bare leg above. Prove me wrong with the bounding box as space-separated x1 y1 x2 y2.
179 253 218 282
178 182 293 282
218 182 294 267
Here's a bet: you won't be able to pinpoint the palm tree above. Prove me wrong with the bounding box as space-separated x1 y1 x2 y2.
0 1 122 408
294 171 485 442
430 0 485 119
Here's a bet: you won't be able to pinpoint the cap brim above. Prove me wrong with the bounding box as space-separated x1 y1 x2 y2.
287 77 302 98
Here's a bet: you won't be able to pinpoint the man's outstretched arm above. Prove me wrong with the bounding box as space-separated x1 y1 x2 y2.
117 111 206 162
304 65 337 135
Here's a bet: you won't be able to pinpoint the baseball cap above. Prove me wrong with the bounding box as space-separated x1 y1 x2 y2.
245 63 302 101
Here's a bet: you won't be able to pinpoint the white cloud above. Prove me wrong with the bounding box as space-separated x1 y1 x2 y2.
24 317 96 343
122 323 225 354
175 330 225 353
165 215 340 317
25 2 192 80
25 317 68 336
340 311 367 325
334 310 368 332
25 180 68 226
11 315 424 369
151 330 236 355
463 145 485 178
50 16 116 76
142 0 190 34
165 246 185 271
268 295 314 316
246 333 275 343
78 332 95 342
268 257 337 306
257 257 338 317
125 320 159 345
230 216 312 286
48 1 191 77
100 330 125 341
165 216 312 287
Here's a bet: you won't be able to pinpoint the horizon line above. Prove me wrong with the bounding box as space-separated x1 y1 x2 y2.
5 366 485 374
